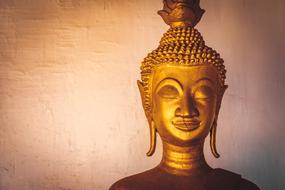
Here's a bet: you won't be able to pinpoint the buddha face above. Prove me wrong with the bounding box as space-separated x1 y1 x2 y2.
150 64 219 146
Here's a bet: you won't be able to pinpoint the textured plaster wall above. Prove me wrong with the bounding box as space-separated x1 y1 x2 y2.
0 0 284 190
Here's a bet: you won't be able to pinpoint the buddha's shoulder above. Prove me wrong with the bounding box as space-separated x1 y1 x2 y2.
109 168 160 190
206 168 260 190
109 168 260 190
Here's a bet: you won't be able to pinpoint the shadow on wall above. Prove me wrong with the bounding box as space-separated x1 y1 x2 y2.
237 0 285 189
200 0 285 189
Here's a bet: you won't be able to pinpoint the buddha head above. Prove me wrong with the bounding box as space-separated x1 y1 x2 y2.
137 0 228 158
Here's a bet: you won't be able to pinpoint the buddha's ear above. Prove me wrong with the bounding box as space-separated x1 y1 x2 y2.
216 85 229 115
211 85 229 158
221 85 228 98
137 80 150 120
137 80 145 104
137 80 157 157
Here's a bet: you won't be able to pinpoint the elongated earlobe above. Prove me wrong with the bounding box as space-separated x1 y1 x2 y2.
137 80 156 157
210 120 220 158
146 121 157 157
210 85 228 158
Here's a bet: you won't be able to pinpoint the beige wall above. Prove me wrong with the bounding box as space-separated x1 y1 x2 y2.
0 0 284 189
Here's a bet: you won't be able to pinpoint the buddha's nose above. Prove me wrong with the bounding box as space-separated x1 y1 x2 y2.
175 95 199 118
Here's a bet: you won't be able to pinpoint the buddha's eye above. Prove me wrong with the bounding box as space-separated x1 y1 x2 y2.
194 86 215 100
157 85 180 99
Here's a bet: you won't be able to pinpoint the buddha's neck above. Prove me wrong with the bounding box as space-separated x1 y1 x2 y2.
158 140 211 176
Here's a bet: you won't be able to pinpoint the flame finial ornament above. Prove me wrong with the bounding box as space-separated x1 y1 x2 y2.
158 0 205 28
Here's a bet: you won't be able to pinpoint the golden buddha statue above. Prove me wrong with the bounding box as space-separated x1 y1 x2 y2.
110 0 260 189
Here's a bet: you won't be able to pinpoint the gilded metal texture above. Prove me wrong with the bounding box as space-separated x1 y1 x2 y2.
110 0 260 189
139 26 227 159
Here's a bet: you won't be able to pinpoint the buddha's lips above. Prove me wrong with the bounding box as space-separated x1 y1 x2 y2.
172 118 200 131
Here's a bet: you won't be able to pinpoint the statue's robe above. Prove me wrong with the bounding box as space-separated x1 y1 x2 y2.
110 168 260 190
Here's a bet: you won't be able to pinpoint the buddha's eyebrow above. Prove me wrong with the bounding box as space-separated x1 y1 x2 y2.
157 77 182 86
193 78 215 86
155 77 183 91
